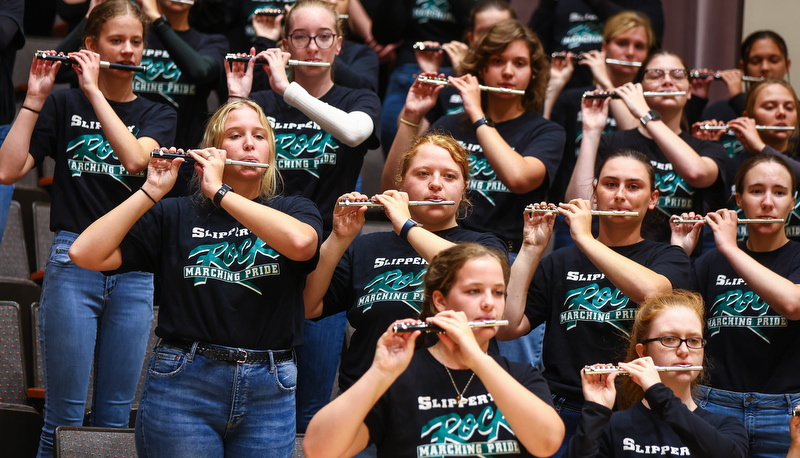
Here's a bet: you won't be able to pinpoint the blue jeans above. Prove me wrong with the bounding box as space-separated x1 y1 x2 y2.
0 124 12 246
496 252 545 371
697 385 800 458
135 342 298 457
295 313 347 433
37 231 153 458
550 394 583 458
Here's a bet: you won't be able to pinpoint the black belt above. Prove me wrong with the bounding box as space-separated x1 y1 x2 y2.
161 339 294 365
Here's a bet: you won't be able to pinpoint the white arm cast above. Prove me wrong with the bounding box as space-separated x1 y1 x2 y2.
283 82 374 147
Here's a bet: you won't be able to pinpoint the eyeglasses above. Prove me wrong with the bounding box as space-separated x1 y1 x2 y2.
288 32 337 49
640 335 706 349
643 68 689 81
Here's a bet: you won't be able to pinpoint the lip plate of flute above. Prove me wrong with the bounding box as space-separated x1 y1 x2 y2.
670 215 785 224
392 319 509 333
583 364 703 375
34 50 147 73
525 204 639 217
697 124 795 132
550 51 642 67
224 54 332 67
150 149 270 169
582 90 687 99
337 197 455 208
416 75 525 96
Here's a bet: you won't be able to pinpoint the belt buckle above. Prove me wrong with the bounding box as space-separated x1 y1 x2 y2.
235 349 248 363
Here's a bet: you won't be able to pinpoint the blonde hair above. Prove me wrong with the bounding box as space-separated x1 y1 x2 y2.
199 100 280 200
603 11 656 50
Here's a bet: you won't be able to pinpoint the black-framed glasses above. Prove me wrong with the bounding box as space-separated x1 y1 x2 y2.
641 335 706 349
288 32 337 49
643 68 688 81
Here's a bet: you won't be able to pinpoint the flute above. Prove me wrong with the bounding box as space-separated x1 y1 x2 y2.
34 51 146 73
582 90 686 99
393 320 508 333
170 0 194 4
584 364 703 375
671 216 785 224
793 405 800 417
224 54 331 67
150 150 270 168
551 52 642 67
688 71 765 82
337 198 455 208
253 7 347 19
417 75 525 95
413 42 444 52
525 205 639 217
697 124 795 132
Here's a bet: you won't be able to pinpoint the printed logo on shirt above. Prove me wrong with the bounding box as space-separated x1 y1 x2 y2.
357 268 425 313
560 281 635 333
417 401 519 457
66 124 146 190
184 227 281 293
653 161 695 215
413 0 455 24
707 286 788 343
560 22 603 49
134 51 196 108
270 118 340 177
622 438 689 455
459 143 513 205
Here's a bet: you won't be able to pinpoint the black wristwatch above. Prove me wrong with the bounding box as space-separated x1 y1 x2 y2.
152 14 169 28
399 218 422 240
473 116 495 130
639 109 662 126
213 184 233 207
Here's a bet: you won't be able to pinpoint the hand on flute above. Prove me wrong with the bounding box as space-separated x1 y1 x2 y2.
144 148 187 200
26 50 62 109
580 363 618 410
521 202 556 251
691 119 726 142
225 47 257 100
188 147 228 201
617 357 662 392
331 192 367 242
669 212 703 255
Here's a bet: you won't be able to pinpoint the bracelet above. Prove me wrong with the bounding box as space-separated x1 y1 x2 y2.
21 105 40 115
399 218 421 240
228 95 247 100
399 118 420 128
140 187 157 204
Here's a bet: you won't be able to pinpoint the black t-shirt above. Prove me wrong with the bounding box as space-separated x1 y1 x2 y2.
365 349 553 457
29 89 176 234
432 111 565 248
136 27 228 148
323 226 507 391
693 240 800 393
0 0 24 125
598 129 728 243
525 240 692 401
251 85 381 235
116 194 323 350
564 383 748 458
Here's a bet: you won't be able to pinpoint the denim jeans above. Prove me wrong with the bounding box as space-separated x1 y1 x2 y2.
295 313 347 433
550 394 583 458
0 124 12 246
496 252 545 371
135 342 298 458
37 231 154 458
696 385 800 458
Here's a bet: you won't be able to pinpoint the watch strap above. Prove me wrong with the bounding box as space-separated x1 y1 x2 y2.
473 116 494 130
399 218 421 240
213 184 233 207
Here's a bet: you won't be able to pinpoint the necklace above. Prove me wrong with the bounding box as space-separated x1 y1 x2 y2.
433 346 475 405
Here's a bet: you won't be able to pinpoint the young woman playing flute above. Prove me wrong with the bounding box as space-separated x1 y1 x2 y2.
303 243 564 458
498 149 692 458
673 155 800 458
563 290 747 458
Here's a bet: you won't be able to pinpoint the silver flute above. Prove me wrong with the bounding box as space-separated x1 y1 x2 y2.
671 216 784 224
150 150 270 169
393 319 508 333
35 51 146 72
417 75 525 95
170 0 195 4
688 71 765 82
254 7 347 19
697 124 795 132
582 90 686 99
225 54 331 67
551 52 642 67
413 42 444 52
525 205 639 217
584 364 703 375
337 199 455 208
